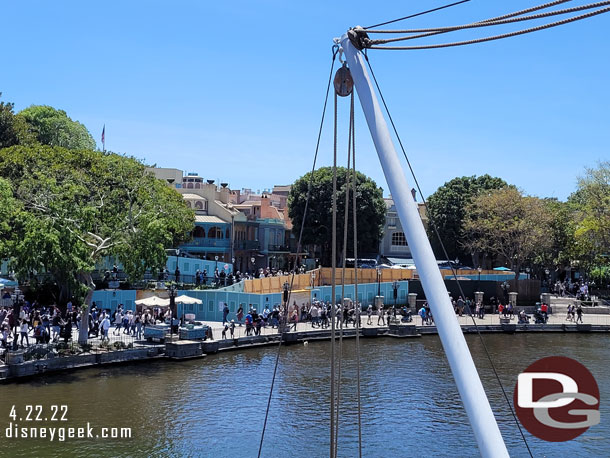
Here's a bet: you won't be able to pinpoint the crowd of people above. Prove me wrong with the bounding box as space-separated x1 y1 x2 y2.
551 279 595 301
1 300 78 350
0 298 173 351
219 300 416 337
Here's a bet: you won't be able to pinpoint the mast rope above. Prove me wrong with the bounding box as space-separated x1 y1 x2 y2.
367 6 610 50
362 52 534 458
257 45 339 458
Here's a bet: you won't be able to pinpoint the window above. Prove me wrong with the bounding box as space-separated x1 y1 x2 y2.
208 227 222 238
195 201 203 210
208 301 214 312
193 226 205 238
391 232 407 246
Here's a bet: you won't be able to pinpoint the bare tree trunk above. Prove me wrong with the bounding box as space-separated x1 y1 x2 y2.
78 272 95 345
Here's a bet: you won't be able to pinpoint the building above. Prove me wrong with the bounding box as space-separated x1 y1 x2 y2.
147 167 295 273
379 190 428 264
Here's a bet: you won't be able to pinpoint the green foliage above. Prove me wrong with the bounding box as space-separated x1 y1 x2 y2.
17 105 96 150
536 198 577 270
0 178 18 258
0 93 34 148
425 174 508 262
0 145 195 303
288 166 385 263
463 187 554 278
565 161 610 276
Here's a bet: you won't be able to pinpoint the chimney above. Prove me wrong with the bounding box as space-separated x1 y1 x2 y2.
219 186 230 204
261 194 271 218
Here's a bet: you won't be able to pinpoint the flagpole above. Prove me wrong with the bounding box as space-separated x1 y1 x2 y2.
102 124 106 152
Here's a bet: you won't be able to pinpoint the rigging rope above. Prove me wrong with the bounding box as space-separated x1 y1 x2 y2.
363 0 471 29
257 46 339 458
330 88 339 458
351 90 363 458
368 6 610 49
362 53 534 457
334 90 355 458
367 0 610 42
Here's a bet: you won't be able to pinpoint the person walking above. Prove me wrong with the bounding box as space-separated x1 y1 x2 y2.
419 305 426 326
377 304 385 326
19 319 30 347
576 304 584 323
366 305 373 325
100 315 111 342
236 305 244 326
135 313 142 340
222 303 230 325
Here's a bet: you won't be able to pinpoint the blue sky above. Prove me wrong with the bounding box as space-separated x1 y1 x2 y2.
3 0 609 200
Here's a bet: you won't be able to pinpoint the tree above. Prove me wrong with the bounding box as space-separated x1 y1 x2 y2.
17 105 96 150
425 174 508 263
288 167 385 265
0 145 194 343
463 187 554 279
569 161 610 277
0 178 19 257
0 93 34 148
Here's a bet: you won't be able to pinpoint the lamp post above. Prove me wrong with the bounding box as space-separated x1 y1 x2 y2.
526 267 530 280
168 283 177 339
251 256 255 275
283 281 290 333
310 271 316 303
393 280 399 307
376 267 381 297
215 255 219 272
477 266 482 293
283 281 289 306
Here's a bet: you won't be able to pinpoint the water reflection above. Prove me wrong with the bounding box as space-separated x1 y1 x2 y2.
0 334 608 457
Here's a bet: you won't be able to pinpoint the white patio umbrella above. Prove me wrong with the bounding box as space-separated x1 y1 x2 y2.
174 295 202 305
135 296 170 307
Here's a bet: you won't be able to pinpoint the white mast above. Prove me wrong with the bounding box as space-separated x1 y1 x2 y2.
341 33 509 458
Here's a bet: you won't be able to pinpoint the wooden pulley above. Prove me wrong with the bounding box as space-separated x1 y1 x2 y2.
333 64 353 97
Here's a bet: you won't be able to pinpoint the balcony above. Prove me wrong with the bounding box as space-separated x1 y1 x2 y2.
180 238 230 249
267 244 290 252
235 240 260 250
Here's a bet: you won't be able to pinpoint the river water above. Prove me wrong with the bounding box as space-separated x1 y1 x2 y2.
0 333 608 457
